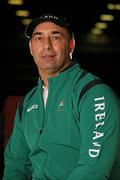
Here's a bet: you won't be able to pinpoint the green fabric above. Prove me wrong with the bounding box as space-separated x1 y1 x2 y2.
3 63 120 180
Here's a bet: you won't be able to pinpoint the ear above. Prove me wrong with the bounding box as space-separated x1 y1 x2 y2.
69 38 75 56
29 40 33 56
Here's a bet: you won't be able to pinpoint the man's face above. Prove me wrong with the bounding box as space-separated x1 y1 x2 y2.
29 22 75 76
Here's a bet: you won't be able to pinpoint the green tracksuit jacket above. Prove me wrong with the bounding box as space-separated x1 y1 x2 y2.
3 63 120 180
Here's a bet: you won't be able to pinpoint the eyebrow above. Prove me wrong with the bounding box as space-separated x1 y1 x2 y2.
33 31 63 37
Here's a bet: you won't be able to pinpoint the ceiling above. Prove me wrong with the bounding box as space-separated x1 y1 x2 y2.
0 0 120 99
1 0 120 41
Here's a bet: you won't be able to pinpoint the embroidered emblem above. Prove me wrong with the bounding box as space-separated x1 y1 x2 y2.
56 100 64 112
27 104 38 112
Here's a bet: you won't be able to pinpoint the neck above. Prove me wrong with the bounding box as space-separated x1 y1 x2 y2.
40 71 59 87
39 60 72 87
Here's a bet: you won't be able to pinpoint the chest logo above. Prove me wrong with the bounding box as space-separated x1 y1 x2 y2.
27 104 38 112
56 99 65 112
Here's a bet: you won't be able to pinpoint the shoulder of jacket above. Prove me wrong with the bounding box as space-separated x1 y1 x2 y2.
74 69 105 101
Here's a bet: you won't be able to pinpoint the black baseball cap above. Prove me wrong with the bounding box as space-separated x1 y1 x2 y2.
25 13 74 39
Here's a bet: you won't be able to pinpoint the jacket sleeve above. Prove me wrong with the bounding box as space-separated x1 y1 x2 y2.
2 104 32 180
67 84 120 180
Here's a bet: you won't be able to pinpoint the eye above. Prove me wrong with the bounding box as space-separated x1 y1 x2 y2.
34 35 43 41
51 35 62 41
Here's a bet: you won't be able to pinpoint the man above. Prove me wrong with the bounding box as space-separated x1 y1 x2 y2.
2 13 120 180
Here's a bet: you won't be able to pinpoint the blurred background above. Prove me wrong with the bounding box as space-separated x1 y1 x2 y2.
0 0 120 178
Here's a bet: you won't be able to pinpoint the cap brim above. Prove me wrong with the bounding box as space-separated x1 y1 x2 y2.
25 14 73 39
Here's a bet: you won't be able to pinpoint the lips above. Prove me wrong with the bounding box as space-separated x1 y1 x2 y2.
43 55 54 58
42 54 55 61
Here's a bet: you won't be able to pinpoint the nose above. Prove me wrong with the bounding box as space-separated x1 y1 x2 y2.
43 37 53 50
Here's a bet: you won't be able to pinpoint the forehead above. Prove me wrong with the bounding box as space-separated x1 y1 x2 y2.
33 21 69 35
